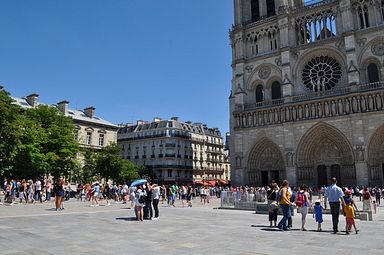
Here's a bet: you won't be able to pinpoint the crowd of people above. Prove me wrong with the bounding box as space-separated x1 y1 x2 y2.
263 178 383 234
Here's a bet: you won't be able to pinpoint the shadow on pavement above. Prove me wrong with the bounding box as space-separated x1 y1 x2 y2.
116 217 138 221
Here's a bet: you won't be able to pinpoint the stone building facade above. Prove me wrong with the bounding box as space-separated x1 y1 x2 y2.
229 0 384 187
12 93 118 150
117 117 230 184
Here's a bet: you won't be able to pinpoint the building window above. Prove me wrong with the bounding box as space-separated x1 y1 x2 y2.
86 132 92 145
266 0 276 17
256 85 264 103
177 170 181 177
74 131 79 141
271 81 282 100
158 170 162 177
168 169 172 177
367 63 379 83
251 0 260 22
98 134 105 146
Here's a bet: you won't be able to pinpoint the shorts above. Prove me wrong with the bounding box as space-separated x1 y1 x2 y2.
181 194 186 200
56 191 64 197
93 192 99 197
297 206 308 214
346 218 355 225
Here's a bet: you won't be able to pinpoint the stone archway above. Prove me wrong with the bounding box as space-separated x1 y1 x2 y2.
248 138 285 186
296 122 355 187
367 125 384 186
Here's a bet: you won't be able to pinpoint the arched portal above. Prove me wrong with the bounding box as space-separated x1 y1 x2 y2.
248 138 285 186
367 125 384 186
296 122 355 187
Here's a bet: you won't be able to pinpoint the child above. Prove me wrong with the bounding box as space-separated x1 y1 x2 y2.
373 200 377 214
313 200 323 231
344 200 359 234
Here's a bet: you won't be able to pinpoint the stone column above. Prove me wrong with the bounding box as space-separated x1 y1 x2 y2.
286 166 297 186
355 161 369 186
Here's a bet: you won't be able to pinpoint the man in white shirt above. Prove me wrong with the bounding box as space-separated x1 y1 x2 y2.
35 179 42 203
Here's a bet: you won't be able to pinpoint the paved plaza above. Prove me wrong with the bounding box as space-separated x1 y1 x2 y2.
0 198 383 255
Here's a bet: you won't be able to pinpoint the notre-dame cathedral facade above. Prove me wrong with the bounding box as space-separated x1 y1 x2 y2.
229 0 384 187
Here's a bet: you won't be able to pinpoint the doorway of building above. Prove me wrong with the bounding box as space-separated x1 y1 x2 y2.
261 171 268 187
331 164 341 186
271 170 280 184
317 165 327 187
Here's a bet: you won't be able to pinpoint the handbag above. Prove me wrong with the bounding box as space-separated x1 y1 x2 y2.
269 201 279 211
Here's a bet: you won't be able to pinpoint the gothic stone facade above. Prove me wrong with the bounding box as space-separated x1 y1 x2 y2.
229 0 384 187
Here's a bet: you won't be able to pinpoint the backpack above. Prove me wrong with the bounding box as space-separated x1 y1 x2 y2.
364 192 370 200
296 192 305 207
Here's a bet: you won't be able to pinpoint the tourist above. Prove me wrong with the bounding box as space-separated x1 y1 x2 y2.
134 185 145 221
181 185 187 207
19 179 27 204
324 177 345 234
55 179 64 211
277 180 291 231
151 184 160 220
344 200 359 234
296 184 311 231
102 183 111 206
266 183 278 227
187 186 193 208
27 180 34 204
313 200 323 232
45 180 52 202
34 178 42 203
91 182 100 207
167 185 173 207
144 182 153 220
374 187 381 205
362 187 372 211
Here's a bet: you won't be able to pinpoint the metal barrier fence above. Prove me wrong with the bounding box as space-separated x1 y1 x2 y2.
220 191 266 210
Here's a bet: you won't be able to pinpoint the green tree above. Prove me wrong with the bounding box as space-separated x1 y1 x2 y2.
95 144 140 183
74 149 97 184
0 89 24 177
13 105 79 179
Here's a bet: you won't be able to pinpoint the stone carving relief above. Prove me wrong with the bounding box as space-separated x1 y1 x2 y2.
235 156 242 168
371 42 384 56
356 38 367 47
286 152 295 167
258 66 271 79
275 57 282 66
353 145 365 161
245 65 254 73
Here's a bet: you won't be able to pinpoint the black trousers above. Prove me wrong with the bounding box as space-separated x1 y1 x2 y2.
144 201 153 219
153 199 159 218
329 202 340 232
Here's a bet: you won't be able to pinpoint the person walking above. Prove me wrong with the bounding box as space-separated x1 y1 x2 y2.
267 183 278 227
277 180 291 231
296 184 311 231
324 177 345 234
55 179 65 211
151 184 160 220
362 188 372 211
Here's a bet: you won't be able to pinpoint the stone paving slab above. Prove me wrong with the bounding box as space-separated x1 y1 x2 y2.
0 199 383 254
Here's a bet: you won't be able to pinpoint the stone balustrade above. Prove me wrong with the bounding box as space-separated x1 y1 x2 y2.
234 81 384 129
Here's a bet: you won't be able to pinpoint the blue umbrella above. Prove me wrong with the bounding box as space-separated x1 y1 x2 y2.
130 179 147 187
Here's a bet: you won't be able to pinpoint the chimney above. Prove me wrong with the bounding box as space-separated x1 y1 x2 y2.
137 120 145 125
153 117 162 122
57 100 69 114
26 93 39 107
170 116 179 121
84 106 95 118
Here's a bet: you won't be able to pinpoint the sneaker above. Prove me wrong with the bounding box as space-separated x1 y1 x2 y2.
355 230 359 234
152 217 159 220
90 204 95 207
106 203 111 206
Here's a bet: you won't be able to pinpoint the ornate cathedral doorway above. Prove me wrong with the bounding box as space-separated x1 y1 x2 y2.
367 125 384 186
317 165 327 187
248 138 285 186
331 164 341 186
296 123 356 187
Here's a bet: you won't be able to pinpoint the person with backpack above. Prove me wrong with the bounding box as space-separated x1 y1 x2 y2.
134 185 145 221
362 187 372 211
296 184 311 231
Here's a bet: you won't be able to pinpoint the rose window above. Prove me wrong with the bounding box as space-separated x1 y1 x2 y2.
302 56 342 92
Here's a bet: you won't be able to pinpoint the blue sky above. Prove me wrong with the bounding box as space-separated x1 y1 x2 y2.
0 0 233 133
